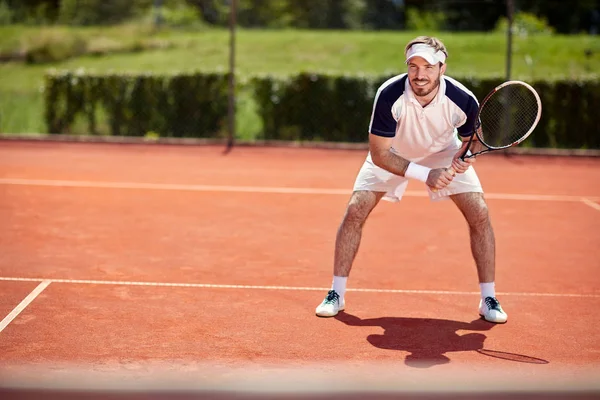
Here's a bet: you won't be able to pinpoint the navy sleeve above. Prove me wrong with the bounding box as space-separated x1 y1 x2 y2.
444 77 481 138
457 96 480 137
369 92 396 137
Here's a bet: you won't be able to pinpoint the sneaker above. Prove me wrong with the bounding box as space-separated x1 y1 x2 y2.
315 290 345 317
479 296 508 324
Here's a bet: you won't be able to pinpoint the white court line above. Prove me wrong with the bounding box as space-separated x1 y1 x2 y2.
1 277 599 298
1 178 599 203
0 280 51 333
582 198 600 211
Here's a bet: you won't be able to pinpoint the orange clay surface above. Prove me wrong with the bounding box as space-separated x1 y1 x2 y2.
0 141 599 395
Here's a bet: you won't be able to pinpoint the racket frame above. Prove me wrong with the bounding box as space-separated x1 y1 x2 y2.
460 80 542 160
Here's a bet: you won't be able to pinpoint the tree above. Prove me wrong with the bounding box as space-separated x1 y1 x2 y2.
57 0 153 25
516 0 599 33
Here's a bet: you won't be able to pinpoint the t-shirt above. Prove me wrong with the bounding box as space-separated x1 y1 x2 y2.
369 74 479 162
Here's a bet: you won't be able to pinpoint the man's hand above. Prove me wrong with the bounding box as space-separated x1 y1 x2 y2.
451 140 475 174
426 168 455 190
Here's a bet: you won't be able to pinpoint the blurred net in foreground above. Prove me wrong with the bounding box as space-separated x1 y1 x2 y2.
1 362 599 400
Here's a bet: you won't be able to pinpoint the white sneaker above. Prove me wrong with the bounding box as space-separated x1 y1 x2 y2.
315 290 345 317
479 296 508 324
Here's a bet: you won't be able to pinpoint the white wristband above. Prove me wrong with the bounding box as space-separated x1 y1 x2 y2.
404 162 431 183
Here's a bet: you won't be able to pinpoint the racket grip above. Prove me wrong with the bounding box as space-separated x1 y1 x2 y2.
431 167 456 193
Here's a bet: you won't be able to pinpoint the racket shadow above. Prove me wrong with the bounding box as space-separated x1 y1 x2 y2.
334 311 546 368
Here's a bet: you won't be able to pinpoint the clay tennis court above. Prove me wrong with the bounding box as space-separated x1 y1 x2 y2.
0 139 599 399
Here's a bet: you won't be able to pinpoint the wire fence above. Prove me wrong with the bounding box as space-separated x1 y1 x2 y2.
2 1 600 150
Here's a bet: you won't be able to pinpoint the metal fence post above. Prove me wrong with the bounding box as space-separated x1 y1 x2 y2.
506 0 514 81
226 0 237 152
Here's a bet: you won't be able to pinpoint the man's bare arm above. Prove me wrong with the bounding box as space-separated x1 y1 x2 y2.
466 135 486 155
463 126 486 154
368 133 411 176
369 133 455 190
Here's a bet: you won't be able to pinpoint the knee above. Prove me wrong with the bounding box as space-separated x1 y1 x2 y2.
343 194 375 225
467 202 491 230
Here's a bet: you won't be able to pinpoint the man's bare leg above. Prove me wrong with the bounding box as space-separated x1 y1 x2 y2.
316 190 384 317
334 190 386 277
451 192 507 323
450 192 495 283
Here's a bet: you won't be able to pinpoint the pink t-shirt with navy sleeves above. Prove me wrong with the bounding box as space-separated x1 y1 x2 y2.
369 74 480 162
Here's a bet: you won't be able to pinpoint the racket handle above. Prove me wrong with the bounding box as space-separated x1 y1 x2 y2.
431 167 456 193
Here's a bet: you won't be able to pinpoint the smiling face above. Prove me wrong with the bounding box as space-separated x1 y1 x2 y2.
407 56 446 100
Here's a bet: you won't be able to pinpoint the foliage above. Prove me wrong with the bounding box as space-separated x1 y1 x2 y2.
21 28 87 63
3 27 599 146
254 73 600 148
361 0 404 30
58 0 152 26
1 24 174 63
200 0 370 29
433 0 505 32
2 0 600 33
2 0 58 25
44 70 600 149
253 73 375 142
405 7 446 31
515 0 598 34
158 0 204 28
44 70 229 137
495 12 555 36
0 1 14 25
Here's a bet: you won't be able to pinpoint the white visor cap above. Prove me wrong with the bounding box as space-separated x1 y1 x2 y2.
405 43 447 65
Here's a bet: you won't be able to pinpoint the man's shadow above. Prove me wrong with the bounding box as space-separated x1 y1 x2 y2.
335 311 495 368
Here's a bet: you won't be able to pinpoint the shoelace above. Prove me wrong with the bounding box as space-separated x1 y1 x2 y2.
484 296 501 311
323 290 340 305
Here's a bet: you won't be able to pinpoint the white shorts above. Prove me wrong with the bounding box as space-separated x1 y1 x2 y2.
353 143 483 202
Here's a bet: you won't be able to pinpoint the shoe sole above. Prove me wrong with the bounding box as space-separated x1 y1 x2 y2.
316 306 345 318
479 313 508 324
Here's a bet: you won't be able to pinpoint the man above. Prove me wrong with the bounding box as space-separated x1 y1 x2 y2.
315 36 507 324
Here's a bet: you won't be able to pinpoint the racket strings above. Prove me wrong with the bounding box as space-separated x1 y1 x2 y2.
478 84 540 149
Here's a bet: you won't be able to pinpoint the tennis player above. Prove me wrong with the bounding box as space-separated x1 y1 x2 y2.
315 36 508 324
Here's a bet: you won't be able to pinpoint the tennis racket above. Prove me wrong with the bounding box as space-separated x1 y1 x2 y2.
452 80 542 167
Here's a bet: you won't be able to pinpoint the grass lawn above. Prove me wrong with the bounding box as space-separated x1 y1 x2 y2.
1 26 599 137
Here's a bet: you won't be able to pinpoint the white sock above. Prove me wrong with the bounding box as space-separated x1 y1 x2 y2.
332 276 347 299
479 282 496 299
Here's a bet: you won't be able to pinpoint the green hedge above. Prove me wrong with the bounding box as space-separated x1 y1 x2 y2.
44 70 229 138
44 71 600 149
254 74 600 149
252 73 378 142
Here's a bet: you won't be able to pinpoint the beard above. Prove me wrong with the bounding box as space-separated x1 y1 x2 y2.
411 74 441 97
